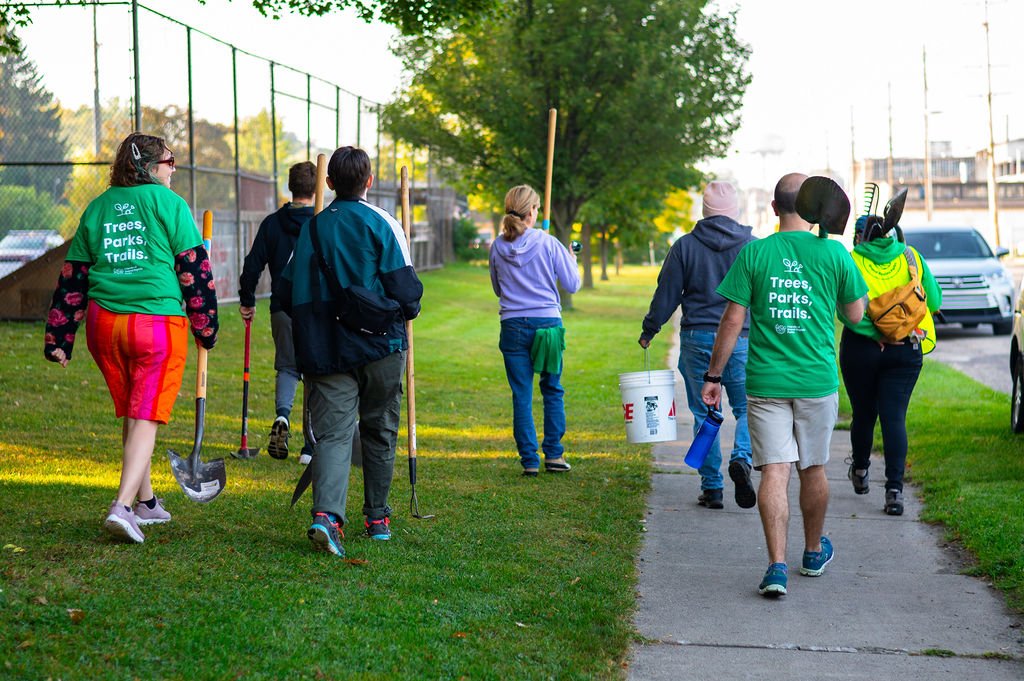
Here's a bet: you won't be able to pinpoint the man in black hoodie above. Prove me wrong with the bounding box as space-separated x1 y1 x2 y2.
239 161 316 463
638 181 757 510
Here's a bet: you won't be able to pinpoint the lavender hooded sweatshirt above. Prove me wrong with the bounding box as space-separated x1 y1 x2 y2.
489 228 582 320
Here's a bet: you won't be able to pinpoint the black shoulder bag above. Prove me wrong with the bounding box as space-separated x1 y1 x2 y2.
308 214 401 336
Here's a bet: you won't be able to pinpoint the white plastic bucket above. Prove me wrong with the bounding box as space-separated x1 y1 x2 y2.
618 370 677 444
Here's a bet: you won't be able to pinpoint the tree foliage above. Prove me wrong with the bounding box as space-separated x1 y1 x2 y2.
0 185 71 240
383 0 750 248
242 0 499 34
0 40 70 199
0 0 499 56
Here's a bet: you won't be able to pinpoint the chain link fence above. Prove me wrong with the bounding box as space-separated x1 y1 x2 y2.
0 1 458 319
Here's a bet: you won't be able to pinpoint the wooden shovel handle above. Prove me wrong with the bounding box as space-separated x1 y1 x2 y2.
400 166 417 460
543 108 556 231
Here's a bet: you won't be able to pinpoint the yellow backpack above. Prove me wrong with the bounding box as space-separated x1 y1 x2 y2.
866 246 928 343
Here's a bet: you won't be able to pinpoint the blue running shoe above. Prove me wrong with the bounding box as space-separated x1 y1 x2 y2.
758 563 787 596
308 512 345 556
800 536 834 576
364 517 391 540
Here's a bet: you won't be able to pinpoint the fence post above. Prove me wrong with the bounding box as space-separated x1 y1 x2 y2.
132 0 141 130
270 61 279 208
233 46 243 283
187 26 197 213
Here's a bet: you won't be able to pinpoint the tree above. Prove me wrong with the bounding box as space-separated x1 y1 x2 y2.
0 0 499 56
0 40 70 199
384 1 749 275
237 109 304 181
577 174 697 286
0 185 71 240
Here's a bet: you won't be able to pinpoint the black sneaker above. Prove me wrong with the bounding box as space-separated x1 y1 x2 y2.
697 488 724 509
268 416 290 460
364 517 391 541
884 489 904 516
846 458 869 495
544 457 571 473
308 512 345 556
729 460 757 509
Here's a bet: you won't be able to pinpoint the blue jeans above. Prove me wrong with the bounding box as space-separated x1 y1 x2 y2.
499 317 566 469
678 328 751 490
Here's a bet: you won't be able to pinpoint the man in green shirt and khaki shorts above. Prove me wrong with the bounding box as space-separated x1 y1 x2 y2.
700 173 867 598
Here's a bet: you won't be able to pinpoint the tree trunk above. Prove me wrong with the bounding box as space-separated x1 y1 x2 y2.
600 226 609 281
581 222 593 289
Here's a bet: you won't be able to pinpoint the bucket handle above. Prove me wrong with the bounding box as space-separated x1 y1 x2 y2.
643 346 650 382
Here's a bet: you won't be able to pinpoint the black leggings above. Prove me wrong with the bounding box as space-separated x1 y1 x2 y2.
838 327 923 492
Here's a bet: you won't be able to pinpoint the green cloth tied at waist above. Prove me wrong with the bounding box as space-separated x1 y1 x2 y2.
530 326 565 374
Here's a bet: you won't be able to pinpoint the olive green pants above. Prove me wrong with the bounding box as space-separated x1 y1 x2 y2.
307 350 405 526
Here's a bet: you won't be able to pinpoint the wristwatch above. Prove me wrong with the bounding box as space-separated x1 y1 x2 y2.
702 372 722 383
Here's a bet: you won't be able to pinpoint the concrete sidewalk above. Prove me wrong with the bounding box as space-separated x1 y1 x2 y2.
627 365 1024 680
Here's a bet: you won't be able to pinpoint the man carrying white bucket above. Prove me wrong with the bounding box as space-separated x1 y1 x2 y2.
700 173 866 598
639 181 756 510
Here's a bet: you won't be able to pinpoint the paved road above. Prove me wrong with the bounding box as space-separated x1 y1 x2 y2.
919 256 1023 395
930 323 1012 395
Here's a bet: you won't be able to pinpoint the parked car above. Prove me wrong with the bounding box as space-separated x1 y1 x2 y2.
0 230 65 279
901 226 1015 335
1010 278 1024 431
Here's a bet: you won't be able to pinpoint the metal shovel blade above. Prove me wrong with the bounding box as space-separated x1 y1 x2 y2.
231 447 259 460
168 446 226 503
168 393 226 503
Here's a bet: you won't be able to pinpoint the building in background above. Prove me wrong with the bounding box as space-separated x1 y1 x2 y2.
854 139 1024 252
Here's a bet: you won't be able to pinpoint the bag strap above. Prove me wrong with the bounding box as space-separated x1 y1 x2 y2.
308 213 348 303
903 246 919 280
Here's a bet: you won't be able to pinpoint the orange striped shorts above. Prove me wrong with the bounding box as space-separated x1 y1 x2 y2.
85 301 189 424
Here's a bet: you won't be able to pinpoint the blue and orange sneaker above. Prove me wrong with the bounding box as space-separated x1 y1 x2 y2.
308 512 344 556
364 517 391 541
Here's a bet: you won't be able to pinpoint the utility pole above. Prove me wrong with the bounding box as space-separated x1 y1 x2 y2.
984 0 1001 245
923 46 933 221
887 82 895 191
850 106 856 194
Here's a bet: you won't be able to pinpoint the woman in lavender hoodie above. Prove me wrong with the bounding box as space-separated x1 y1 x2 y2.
489 185 582 476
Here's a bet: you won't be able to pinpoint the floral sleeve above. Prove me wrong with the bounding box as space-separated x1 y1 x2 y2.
175 245 219 349
44 261 91 361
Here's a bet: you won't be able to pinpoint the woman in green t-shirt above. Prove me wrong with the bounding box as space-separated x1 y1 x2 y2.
43 132 219 544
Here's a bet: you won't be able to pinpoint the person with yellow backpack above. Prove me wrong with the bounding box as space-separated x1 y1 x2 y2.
838 191 942 516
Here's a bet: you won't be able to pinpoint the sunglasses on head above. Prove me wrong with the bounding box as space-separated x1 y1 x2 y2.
155 156 175 168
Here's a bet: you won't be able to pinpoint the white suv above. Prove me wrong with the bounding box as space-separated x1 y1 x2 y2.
902 226 1014 335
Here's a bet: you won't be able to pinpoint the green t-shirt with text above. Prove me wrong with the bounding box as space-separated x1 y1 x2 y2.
716 231 867 398
67 184 202 316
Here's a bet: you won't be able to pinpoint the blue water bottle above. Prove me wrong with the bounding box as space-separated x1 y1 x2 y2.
684 405 723 470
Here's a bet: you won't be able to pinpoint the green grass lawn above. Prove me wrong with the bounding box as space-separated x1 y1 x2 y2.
0 263 666 681
904 359 1024 610
1 262 1021 680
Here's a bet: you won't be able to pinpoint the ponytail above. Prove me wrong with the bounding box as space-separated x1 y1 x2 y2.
501 185 540 242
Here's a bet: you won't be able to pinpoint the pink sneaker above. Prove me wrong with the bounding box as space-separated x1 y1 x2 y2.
133 498 172 525
104 502 145 543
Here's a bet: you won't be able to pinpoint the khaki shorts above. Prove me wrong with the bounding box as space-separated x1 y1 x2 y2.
746 393 838 470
